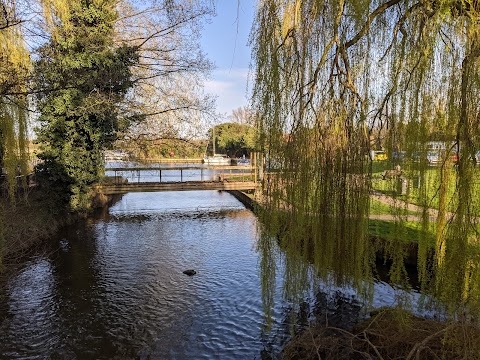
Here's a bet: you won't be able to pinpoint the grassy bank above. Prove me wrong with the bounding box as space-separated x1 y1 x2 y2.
371 164 480 215
0 187 119 269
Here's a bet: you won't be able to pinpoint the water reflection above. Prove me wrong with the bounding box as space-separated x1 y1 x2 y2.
256 206 440 333
0 259 61 359
0 191 430 359
1 191 275 359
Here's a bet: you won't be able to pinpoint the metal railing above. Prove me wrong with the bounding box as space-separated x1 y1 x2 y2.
103 165 256 184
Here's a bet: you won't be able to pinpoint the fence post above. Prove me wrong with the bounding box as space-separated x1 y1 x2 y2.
259 153 264 181
254 153 257 183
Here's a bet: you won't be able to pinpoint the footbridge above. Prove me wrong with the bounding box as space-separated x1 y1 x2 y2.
96 165 259 194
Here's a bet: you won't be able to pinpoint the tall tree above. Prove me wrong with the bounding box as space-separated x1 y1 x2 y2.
0 0 30 199
229 106 255 126
211 122 256 157
252 0 480 316
35 0 137 210
0 0 32 269
114 0 215 144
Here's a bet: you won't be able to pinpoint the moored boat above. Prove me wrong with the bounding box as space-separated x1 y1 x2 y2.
203 154 231 165
232 158 251 166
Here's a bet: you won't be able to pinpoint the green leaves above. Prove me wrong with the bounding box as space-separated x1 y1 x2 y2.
35 0 137 211
252 0 480 318
211 123 257 157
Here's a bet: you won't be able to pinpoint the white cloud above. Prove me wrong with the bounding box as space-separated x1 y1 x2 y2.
204 79 234 93
204 67 251 116
214 68 250 79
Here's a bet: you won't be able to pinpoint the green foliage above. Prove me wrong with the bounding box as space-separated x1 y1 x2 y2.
0 3 30 202
0 2 32 268
252 0 480 320
0 98 29 199
35 0 137 211
209 123 256 157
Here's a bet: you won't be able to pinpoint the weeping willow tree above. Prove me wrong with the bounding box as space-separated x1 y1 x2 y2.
0 1 30 198
252 0 480 319
0 1 31 268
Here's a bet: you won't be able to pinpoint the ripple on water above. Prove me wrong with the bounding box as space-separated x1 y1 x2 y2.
0 259 62 359
1 191 430 359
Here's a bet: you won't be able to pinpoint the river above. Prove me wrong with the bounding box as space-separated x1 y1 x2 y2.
0 189 426 359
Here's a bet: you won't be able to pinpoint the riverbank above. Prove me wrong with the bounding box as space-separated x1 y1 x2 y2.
235 189 480 359
227 190 257 211
282 307 480 359
134 157 203 164
0 191 69 262
0 188 121 267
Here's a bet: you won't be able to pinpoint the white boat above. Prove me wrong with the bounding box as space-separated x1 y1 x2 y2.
203 154 231 165
203 125 231 165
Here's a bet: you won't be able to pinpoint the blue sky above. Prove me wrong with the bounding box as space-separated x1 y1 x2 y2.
200 1 255 118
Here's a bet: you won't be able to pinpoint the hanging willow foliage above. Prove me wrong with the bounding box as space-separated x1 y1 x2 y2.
0 1 31 267
0 1 30 198
251 0 480 318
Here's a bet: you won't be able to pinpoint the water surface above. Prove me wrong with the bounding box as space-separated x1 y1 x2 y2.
0 190 424 359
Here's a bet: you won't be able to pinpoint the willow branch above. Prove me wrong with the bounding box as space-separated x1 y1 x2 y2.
345 0 403 49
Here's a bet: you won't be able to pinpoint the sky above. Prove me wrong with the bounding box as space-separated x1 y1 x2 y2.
200 1 255 119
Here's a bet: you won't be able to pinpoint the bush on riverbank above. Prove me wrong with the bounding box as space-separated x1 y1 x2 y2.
0 190 70 263
0 187 119 270
282 307 480 359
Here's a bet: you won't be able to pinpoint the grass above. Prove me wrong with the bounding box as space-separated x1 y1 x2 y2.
369 198 419 216
368 219 435 245
371 162 480 215
369 198 395 214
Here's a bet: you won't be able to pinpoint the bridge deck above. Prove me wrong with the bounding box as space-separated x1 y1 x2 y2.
96 181 257 194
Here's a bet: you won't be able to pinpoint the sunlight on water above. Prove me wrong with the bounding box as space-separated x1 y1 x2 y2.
0 191 428 359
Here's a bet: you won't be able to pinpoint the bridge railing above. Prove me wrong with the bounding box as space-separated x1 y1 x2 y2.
103 165 256 184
